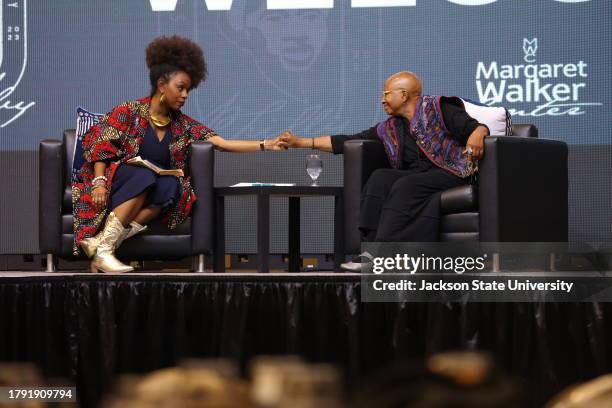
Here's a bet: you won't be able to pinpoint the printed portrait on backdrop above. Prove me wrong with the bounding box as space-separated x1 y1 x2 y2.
196 0 352 138
223 2 329 73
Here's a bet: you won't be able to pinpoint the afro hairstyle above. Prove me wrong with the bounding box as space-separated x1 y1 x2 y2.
146 35 207 94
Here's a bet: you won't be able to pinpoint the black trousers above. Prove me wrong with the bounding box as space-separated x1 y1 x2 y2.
360 168 468 242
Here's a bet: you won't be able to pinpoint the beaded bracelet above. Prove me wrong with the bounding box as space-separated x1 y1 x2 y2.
92 176 107 185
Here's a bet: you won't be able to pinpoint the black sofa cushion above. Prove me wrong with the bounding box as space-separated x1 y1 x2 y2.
440 184 477 214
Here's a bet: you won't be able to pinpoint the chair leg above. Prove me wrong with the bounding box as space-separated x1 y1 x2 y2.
46 254 56 272
492 253 500 273
549 252 556 272
193 254 205 273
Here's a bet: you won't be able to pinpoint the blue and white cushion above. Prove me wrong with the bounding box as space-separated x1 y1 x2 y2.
71 107 104 182
460 98 512 136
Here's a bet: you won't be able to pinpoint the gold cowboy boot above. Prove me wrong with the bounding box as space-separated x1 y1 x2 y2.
81 221 147 258
90 212 134 273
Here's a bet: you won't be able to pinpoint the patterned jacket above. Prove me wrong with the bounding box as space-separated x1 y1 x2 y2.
71 96 216 255
376 95 476 178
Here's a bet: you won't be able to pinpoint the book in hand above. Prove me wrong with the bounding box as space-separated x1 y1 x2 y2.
126 156 184 177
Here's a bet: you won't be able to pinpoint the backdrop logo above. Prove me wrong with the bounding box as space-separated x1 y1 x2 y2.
475 37 602 117
523 38 537 63
0 0 34 128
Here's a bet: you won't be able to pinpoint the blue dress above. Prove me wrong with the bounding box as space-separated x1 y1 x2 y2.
109 125 180 215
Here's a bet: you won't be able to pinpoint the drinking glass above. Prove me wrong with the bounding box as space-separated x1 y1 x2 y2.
306 154 322 186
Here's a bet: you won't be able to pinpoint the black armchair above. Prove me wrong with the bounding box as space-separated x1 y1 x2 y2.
343 124 568 253
39 130 216 272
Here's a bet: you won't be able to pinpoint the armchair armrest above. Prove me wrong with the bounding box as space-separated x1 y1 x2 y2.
511 124 538 138
343 139 391 254
189 141 215 254
479 136 568 242
39 139 65 254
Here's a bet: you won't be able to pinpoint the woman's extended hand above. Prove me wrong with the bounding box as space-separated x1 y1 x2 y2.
279 130 298 148
92 185 108 211
207 134 289 152
267 135 290 151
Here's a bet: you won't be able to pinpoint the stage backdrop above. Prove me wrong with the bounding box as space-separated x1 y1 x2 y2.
0 0 610 255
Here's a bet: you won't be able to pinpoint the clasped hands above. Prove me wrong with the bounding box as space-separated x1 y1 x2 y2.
266 130 300 150
271 130 300 150
259 131 300 151
266 134 289 150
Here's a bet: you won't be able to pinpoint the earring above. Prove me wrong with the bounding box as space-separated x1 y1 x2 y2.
159 93 166 105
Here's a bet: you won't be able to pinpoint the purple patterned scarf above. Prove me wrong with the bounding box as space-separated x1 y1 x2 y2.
375 96 474 178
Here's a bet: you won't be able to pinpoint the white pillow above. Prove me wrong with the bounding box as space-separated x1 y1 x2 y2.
460 98 512 136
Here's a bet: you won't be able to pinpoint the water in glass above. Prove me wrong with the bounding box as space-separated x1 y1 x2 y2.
306 154 322 186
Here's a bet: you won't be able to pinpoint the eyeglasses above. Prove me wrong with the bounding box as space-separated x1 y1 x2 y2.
381 88 408 98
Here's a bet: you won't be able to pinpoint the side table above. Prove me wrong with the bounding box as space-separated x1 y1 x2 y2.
214 186 345 273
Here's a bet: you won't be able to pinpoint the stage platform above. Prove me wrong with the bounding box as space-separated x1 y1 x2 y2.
1 271 611 407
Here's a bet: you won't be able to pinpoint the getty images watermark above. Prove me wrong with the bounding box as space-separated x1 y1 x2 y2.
360 242 612 302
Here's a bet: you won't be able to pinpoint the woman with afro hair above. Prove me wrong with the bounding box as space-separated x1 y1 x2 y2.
72 35 287 273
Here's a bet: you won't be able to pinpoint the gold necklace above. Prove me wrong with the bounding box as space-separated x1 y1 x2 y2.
150 114 171 128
